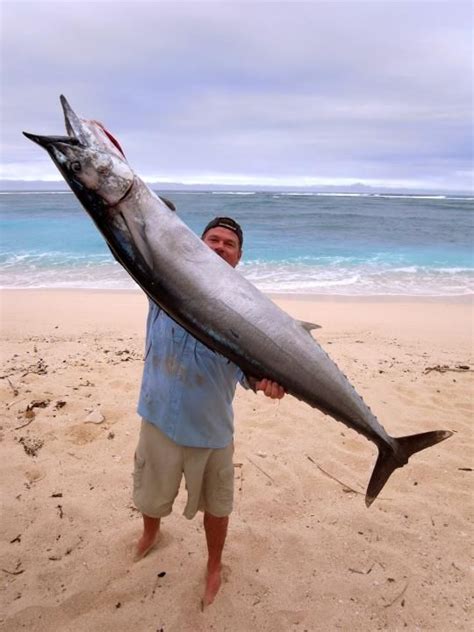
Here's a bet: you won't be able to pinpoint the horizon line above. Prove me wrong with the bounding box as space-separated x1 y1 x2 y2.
0 178 472 195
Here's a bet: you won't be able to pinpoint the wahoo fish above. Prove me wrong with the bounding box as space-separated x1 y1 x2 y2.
24 96 452 507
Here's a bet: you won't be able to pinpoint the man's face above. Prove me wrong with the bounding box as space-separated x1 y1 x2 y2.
203 226 242 268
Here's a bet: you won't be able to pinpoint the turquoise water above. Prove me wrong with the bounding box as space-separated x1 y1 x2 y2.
1 190 473 296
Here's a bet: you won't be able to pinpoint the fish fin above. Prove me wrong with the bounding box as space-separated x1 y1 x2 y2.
158 196 176 212
114 211 154 270
365 430 453 507
298 320 321 332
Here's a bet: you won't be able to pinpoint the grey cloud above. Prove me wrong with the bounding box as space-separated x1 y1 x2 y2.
1 1 472 191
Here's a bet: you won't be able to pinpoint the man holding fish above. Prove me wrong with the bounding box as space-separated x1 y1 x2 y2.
24 95 452 609
133 216 285 607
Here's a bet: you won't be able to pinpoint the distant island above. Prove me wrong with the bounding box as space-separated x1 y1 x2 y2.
1 179 472 197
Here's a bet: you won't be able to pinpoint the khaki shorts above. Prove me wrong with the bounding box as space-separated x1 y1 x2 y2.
133 420 234 520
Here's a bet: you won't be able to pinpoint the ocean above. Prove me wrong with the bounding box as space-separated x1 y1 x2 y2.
1 190 473 297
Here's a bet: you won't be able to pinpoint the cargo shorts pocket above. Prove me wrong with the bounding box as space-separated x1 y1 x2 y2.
133 452 146 490
214 464 235 505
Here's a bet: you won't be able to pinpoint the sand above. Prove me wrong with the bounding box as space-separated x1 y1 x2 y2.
0 290 472 631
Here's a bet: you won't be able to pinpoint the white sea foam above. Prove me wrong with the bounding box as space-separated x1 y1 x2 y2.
272 192 473 201
239 261 474 296
2 260 472 296
371 194 446 200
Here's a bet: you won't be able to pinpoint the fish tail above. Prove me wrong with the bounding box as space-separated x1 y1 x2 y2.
365 430 453 507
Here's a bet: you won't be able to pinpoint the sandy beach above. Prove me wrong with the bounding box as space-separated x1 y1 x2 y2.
0 289 472 631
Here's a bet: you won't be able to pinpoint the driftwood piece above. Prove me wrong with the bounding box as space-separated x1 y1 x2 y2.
383 581 409 608
247 457 274 482
424 364 471 375
306 455 364 496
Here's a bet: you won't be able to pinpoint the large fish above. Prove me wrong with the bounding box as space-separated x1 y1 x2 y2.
24 96 452 507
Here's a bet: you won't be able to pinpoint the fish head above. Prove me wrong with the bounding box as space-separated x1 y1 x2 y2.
23 132 134 209
23 96 134 209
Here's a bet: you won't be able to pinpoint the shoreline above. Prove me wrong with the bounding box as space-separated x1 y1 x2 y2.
1 286 473 304
2 289 473 347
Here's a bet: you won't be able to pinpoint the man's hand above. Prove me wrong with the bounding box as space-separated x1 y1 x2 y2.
254 378 285 399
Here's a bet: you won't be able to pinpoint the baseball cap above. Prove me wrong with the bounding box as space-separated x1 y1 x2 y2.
202 217 243 248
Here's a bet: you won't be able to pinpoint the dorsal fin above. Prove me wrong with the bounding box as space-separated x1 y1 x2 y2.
298 320 321 332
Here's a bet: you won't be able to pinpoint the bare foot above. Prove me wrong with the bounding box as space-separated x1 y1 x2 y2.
134 532 159 562
202 565 222 608
134 515 161 562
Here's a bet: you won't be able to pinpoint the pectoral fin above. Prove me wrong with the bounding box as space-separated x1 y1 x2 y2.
158 196 176 212
114 211 154 270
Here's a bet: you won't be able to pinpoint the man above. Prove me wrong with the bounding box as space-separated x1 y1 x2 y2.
133 216 285 607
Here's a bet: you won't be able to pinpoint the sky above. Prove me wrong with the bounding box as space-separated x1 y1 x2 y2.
1 0 472 192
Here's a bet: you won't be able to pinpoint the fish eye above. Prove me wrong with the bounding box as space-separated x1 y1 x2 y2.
70 161 82 173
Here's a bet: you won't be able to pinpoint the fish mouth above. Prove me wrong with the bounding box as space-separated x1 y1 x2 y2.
60 94 88 143
22 132 80 149
23 95 86 149
23 95 126 159
22 99 87 194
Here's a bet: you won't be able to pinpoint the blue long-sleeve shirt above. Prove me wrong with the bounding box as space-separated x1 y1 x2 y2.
137 301 248 448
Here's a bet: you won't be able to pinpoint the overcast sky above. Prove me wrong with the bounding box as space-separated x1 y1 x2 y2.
1 0 472 191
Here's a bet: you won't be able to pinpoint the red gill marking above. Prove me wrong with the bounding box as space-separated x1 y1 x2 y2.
96 122 126 157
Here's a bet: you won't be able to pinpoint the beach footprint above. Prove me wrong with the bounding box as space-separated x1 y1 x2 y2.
65 423 102 445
